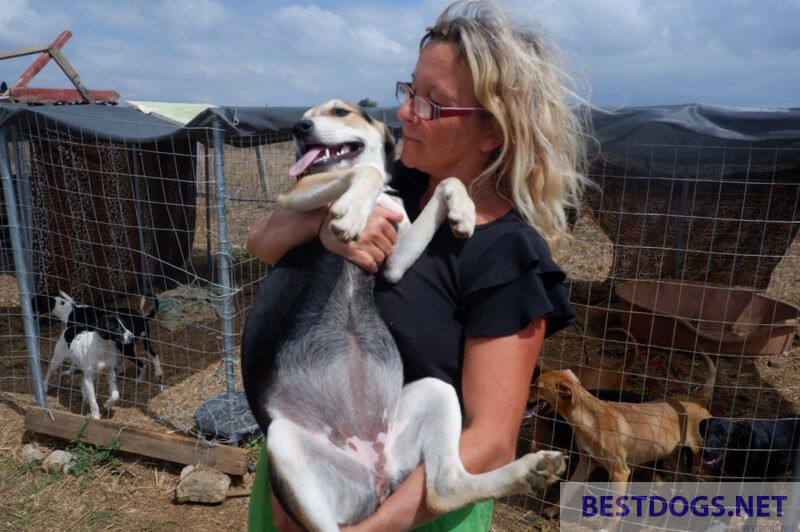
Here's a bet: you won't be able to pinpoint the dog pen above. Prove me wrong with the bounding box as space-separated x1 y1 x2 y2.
1 101 800 527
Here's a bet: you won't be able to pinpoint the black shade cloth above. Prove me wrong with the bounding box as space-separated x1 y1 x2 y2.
0 102 402 145
2 102 797 156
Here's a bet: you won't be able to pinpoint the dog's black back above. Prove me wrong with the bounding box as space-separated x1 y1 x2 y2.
700 415 800 478
242 242 403 439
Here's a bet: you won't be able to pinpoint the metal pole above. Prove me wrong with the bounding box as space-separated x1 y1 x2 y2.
211 119 238 446
673 165 690 279
130 147 151 295
255 143 269 199
204 143 212 269
0 132 47 407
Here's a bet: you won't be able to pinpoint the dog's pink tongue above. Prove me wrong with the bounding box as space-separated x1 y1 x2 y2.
289 147 323 177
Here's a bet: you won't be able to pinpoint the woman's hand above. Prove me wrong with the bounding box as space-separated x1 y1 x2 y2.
320 206 404 273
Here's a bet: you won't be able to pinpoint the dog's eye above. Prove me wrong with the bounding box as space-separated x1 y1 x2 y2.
332 107 350 117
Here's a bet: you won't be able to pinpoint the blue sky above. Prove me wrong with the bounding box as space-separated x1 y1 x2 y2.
1 0 798 109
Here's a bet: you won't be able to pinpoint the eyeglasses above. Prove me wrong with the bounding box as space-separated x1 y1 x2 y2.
396 81 486 120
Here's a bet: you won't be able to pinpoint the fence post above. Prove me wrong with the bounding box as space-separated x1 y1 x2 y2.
0 132 47 407
211 119 238 445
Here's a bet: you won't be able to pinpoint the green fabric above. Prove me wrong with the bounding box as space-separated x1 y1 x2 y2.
413 499 493 532
248 442 276 532
248 442 494 531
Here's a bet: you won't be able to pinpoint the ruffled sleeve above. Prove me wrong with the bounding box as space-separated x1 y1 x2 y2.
460 223 575 338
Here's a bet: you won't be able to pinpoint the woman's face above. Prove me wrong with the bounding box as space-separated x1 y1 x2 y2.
398 40 496 182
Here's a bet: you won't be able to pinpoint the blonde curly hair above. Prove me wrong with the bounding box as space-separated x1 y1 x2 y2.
422 0 589 252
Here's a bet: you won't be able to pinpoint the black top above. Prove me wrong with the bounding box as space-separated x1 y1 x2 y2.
374 162 575 400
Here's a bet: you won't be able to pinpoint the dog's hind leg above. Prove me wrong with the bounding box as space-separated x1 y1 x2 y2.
386 378 565 515
267 418 380 532
103 369 120 414
140 336 163 378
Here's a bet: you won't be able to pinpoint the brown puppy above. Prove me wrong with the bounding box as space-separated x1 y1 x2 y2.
532 353 715 517
538 327 640 393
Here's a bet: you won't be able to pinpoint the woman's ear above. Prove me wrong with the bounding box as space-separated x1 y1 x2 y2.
479 121 503 153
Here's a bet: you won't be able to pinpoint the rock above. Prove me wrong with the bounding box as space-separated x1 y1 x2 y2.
21 444 46 464
176 465 231 503
41 450 73 473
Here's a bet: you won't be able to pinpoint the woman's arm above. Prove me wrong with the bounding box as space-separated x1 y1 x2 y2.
246 206 403 270
345 317 546 531
246 206 325 265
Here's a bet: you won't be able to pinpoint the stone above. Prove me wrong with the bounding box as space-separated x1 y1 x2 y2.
41 450 73 474
175 464 231 504
21 444 46 464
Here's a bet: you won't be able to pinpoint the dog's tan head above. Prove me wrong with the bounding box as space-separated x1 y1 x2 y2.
289 99 395 179
530 369 583 415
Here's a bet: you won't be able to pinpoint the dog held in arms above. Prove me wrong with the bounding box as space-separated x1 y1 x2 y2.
241 100 565 531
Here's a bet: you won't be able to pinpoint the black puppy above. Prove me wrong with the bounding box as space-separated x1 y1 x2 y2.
700 415 800 478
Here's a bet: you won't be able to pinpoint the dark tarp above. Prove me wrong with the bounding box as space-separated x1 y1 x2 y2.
0 102 401 145
588 104 800 170
1 101 799 167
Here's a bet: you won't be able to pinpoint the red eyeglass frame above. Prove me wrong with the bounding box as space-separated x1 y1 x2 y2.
396 81 486 120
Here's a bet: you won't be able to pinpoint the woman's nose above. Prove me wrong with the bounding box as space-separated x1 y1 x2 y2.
396 99 417 124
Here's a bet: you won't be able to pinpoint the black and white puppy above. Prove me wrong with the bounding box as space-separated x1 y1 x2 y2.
700 415 800 478
48 291 162 381
45 314 134 419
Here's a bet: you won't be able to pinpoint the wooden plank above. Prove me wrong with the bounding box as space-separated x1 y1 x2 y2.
48 47 96 103
0 43 52 61
24 406 250 476
8 88 119 103
11 30 72 88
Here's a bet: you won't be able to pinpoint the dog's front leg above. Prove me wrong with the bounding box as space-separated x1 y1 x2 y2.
277 168 356 211
44 335 71 392
81 373 101 419
386 378 565 515
383 177 475 283
328 166 386 242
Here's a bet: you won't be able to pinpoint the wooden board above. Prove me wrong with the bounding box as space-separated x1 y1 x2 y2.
24 406 250 476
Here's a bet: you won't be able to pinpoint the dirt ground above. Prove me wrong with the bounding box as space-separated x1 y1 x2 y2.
1 140 800 531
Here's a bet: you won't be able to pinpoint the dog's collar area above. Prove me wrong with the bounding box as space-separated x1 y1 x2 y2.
290 142 365 178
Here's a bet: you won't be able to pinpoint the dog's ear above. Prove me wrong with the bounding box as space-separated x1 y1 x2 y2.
381 122 396 169
555 381 576 408
59 290 73 303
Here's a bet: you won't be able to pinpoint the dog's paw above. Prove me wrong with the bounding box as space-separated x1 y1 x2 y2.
520 450 566 492
542 504 561 519
329 200 370 242
439 178 475 239
381 261 404 284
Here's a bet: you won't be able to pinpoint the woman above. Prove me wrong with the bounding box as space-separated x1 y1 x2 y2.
246 1 586 530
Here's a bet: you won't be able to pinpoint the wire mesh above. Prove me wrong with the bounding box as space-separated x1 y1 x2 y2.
1 106 800 527
517 134 800 526
0 113 297 446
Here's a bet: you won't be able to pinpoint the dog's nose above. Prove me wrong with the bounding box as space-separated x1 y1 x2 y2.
292 119 314 137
